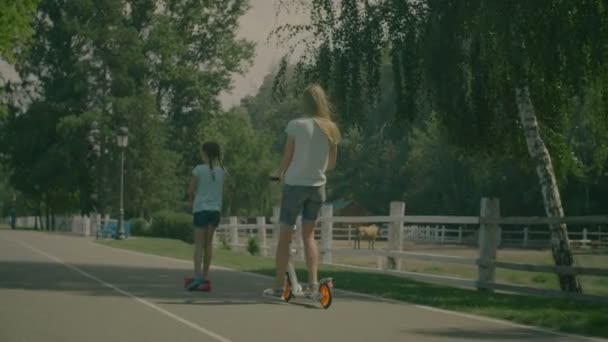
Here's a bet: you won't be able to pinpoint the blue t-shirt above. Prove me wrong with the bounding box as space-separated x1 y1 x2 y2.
192 164 225 213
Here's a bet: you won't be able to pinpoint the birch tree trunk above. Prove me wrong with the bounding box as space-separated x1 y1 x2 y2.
515 86 582 293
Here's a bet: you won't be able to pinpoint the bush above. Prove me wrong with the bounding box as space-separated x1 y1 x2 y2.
129 218 150 236
149 210 193 244
220 232 231 250
247 236 260 256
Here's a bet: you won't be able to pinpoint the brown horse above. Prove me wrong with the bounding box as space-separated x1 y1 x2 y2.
353 224 380 250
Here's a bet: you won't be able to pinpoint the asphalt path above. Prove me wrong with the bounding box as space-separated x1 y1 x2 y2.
0 229 604 342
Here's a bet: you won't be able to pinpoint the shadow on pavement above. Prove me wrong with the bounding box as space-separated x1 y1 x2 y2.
0 261 373 309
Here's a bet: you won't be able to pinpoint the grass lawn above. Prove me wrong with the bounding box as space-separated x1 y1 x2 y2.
330 240 608 296
98 236 608 338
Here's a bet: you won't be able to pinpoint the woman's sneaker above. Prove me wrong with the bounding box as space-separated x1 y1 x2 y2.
303 283 319 299
263 287 285 301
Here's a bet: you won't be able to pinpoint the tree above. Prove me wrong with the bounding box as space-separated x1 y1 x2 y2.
273 0 608 292
200 111 278 216
0 0 39 62
424 0 608 293
1 0 255 219
0 0 39 127
144 0 255 170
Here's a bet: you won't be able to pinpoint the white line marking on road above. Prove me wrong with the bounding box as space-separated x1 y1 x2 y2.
4 236 232 342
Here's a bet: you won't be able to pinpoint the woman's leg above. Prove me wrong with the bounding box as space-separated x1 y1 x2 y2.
301 186 325 289
274 226 294 288
301 222 318 287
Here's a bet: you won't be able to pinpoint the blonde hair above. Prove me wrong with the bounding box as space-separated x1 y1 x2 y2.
303 83 341 146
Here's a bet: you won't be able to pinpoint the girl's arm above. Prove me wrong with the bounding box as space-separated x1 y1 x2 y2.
187 175 197 204
277 137 295 182
223 168 230 194
327 143 337 171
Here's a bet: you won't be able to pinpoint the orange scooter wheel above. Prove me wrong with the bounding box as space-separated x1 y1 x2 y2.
283 272 293 302
319 283 332 309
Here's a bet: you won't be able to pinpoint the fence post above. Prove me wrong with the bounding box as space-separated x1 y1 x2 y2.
497 226 502 248
441 225 446 244
320 204 333 264
347 224 352 241
92 214 97 238
84 215 91 237
256 216 267 257
387 201 405 270
229 216 238 249
272 206 281 256
213 219 220 246
583 228 588 241
69 216 76 234
477 197 500 292
458 226 463 243
523 227 529 247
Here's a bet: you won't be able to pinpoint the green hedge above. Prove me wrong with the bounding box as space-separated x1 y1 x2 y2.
149 210 193 244
129 218 150 236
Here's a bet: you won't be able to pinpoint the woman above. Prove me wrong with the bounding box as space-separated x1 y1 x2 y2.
264 83 340 299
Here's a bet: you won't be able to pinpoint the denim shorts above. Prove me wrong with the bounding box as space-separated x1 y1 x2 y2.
279 185 326 227
193 210 220 228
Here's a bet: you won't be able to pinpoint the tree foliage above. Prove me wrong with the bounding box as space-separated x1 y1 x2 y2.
0 0 255 220
0 0 39 62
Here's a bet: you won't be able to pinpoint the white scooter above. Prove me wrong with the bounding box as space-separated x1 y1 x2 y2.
268 176 334 309
282 244 334 309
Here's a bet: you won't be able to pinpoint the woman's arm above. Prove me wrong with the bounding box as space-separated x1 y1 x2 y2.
277 137 295 182
327 143 337 171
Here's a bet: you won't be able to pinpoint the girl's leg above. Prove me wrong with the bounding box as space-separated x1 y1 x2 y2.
193 228 205 278
202 226 216 280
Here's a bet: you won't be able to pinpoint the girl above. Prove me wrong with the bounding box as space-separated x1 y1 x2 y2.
186 141 226 291
264 83 340 299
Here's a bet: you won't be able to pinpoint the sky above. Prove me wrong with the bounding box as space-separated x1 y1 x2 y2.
0 0 309 110
218 0 309 110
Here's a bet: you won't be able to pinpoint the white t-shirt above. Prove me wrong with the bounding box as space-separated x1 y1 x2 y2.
284 117 330 186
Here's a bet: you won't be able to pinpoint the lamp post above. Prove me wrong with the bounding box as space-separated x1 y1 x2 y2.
88 121 101 235
116 126 129 239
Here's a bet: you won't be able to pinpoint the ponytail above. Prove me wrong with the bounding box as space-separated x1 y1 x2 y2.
202 141 222 182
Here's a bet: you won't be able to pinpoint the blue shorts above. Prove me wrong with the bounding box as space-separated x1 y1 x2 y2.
279 185 326 227
193 211 220 228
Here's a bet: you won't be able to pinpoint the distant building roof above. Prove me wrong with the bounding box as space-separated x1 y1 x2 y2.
330 199 353 211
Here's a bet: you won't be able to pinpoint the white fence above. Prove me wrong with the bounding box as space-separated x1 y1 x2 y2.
214 199 608 303
7 214 117 237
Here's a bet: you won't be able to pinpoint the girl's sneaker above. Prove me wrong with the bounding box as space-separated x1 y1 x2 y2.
201 280 212 292
186 276 204 291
